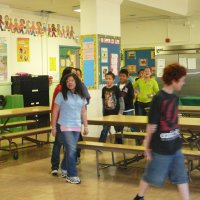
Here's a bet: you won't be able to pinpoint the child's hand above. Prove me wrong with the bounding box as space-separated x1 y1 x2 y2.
52 128 56 137
83 127 89 135
145 149 152 161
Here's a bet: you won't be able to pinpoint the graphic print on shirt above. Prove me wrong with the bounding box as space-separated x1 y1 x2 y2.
121 87 128 97
104 90 117 110
160 98 179 141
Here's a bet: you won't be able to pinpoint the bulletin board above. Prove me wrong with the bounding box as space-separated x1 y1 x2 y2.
124 48 155 77
59 46 80 78
80 35 97 89
99 35 120 84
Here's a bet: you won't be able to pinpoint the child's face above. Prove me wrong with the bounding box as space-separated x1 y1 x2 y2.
144 68 151 78
66 76 76 91
173 76 186 91
105 75 114 87
119 73 128 84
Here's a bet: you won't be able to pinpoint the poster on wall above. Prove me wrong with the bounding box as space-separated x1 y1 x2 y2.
83 40 94 60
0 37 7 82
59 46 80 78
17 38 30 62
101 48 108 63
128 51 136 59
81 35 96 88
110 53 118 75
48 57 58 81
127 65 136 73
49 57 56 71
102 66 108 80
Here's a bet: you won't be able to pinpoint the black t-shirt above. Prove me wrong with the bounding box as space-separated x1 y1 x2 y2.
102 85 120 116
148 90 182 155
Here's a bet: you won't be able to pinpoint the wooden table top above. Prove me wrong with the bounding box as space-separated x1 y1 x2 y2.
0 106 51 118
178 105 200 114
88 115 147 126
88 115 200 131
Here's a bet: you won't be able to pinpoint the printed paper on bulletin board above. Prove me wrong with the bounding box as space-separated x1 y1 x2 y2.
80 35 97 89
99 35 120 84
59 45 80 78
17 38 30 62
124 48 155 76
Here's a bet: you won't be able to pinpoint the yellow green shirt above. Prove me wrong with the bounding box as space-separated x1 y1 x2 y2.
133 78 159 103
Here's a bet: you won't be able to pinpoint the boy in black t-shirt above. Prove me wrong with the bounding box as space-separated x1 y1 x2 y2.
115 68 135 144
133 63 189 200
99 71 123 142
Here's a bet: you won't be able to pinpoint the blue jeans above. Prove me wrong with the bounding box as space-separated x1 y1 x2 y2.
51 124 66 171
143 150 188 187
137 102 151 116
115 110 140 144
62 131 80 177
120 110 139 131
99 125 120 143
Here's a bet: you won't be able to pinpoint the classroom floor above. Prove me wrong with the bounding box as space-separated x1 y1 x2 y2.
0 140 200 200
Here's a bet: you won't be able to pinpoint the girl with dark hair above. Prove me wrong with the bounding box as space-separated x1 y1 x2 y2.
52 73 88 184
50 67 76 177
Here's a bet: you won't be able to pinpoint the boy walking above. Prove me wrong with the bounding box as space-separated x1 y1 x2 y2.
99 71 123 143
133 63 189 200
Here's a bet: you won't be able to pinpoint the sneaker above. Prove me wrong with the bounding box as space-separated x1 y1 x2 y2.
61 169 67 178
66 176 81 184
51 169 58 176
133 195 144 200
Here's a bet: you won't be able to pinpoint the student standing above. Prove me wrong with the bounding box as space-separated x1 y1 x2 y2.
134 69 144 115
52 73 88 184
50 67 76 176
99 71 123 143
135 69 144 82
133 63 189 200
133 67 159 116
116 68 134 144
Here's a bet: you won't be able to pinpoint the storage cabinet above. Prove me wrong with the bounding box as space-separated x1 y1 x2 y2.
11 75 50 127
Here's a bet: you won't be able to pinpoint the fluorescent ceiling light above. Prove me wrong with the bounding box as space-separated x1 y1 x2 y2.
73 5 81 13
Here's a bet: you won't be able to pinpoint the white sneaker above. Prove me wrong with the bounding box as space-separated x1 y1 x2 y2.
51 169 58 176
66 176 81 184
61 169 67 178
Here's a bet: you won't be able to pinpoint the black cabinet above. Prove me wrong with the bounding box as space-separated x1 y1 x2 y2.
11 75 50 127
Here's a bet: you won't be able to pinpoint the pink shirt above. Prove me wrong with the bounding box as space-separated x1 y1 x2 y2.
60 125 81 132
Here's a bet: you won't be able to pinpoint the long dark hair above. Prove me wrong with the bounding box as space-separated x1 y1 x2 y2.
61 73 86 100
60 67 74 84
